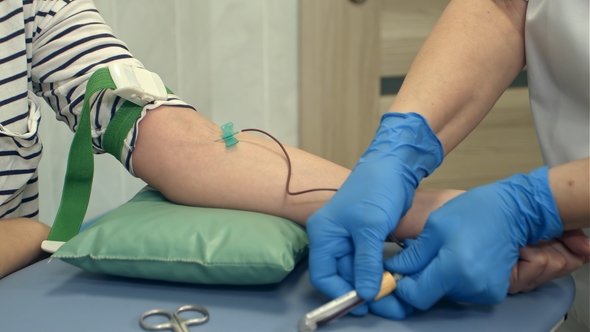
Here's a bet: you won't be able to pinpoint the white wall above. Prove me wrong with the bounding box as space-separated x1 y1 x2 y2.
95 0 299 144
38 0 299 224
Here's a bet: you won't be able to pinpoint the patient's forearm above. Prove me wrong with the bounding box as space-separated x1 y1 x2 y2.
132 106 349 224
394 188 463 240
132 106 458 231
0 218 50 278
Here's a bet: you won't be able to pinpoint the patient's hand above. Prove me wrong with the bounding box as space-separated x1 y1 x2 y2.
509 229 590 294
0 218 50 278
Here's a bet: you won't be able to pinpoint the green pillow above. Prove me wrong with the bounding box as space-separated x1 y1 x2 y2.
53 187 309 285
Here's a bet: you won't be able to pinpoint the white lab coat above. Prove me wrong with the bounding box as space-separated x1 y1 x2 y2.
526 0 589 330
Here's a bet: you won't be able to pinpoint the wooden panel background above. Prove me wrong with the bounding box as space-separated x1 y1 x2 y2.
300 0 544 189
299 0 382 169
380 0 544 189
381 0 450 76
381 88 544 189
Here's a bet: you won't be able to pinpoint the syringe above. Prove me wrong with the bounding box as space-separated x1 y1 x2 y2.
298 272 403 332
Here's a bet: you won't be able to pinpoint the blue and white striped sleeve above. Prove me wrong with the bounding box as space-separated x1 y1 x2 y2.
26 0 194 175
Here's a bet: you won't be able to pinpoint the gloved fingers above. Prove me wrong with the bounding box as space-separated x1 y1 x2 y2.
348 304 369 317
336 255 369 316
353 228 388 301
403 238 416 248
368 294 413 320
336 254 354 285
335 265 368 319
386 227 442 275
309 236 356 301
309 263 354 301
394 256 450 310
383 238 420 282
446 279 509 305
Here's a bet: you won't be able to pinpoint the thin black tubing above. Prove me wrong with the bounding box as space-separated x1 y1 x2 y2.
240 128 404 248
241 128 338 195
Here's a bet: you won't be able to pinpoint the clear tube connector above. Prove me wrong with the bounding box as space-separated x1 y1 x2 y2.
298 273 403 332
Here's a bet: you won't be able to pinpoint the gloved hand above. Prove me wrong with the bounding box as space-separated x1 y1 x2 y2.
388 166 564 310
306 112 443 319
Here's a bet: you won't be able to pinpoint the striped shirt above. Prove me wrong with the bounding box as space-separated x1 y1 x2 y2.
0 0 192 220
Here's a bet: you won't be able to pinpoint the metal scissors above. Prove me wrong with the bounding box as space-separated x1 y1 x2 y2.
140 305 209 332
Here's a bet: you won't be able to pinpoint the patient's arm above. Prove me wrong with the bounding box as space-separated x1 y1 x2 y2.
132 106 348 224
132 105 460 228
0 106 465 279
131 105 584 293
560 229 590 258
0 218 50 278
510 229 590 294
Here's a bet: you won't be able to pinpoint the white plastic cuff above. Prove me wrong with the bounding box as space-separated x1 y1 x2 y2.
108 63 168 107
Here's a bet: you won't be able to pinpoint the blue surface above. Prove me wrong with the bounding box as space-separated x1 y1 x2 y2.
0 243 575 332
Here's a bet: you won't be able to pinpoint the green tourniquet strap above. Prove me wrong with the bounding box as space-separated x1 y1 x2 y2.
103 86 172 158
47 67 172 242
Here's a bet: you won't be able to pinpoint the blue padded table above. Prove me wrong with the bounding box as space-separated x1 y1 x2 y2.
0 243 575 332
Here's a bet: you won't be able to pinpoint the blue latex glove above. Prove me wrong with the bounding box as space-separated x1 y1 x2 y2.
388 166 564 310
335 252 415 318
307 112 443 319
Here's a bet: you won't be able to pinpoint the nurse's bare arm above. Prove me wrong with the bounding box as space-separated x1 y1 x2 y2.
548 158 590 231
389 0 527 153
0 218 49 278
516 131 588 271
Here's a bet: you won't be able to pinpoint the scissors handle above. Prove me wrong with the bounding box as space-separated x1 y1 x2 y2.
140 305 209 332
140 310 179 331
173 305 209 326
